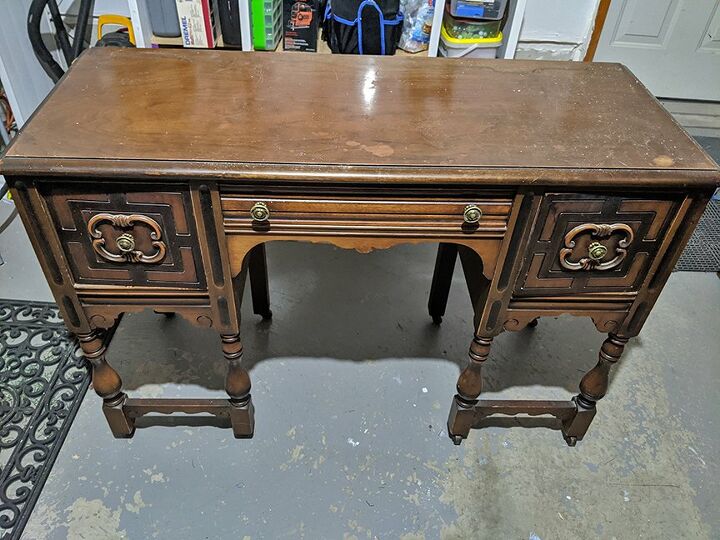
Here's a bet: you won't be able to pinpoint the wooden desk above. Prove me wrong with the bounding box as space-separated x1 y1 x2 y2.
2 48 718 445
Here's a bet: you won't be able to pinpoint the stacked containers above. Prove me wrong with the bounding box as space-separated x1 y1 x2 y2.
440 0 507 58
449 0 507 19
439 25 502 58
252 0 283 50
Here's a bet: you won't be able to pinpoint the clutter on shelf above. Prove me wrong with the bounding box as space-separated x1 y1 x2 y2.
148 0 243 48
449 0 507 20
252 0 283 49
398 0 434 53
77 0 512 55
284 0 320 51
175 0 219 47
97 14 135 46
439 0 507 58
442 5 501 40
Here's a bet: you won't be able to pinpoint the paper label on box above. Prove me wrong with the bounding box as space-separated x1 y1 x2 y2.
177 0 213 48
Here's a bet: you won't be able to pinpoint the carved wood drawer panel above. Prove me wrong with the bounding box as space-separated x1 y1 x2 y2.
42 184 206 289
220 193 514 239
515 193 680 296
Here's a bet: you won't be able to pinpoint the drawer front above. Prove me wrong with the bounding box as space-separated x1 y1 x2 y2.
516 193 680 296
43 184 206 289
220 193 514 238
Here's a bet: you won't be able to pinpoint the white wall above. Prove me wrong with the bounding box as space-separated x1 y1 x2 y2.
516 0 601 61
0 0 56 127
0 0 131 129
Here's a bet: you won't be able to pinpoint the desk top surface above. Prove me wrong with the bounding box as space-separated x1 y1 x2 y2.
1 48 718 185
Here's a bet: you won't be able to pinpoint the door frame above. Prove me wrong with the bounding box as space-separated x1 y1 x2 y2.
584 0 613 61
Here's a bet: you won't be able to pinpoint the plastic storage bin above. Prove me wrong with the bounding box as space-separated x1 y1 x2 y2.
443 7 501 40
439 25 502 58
147 0 181 38
252 0 283 50
449 0 507 20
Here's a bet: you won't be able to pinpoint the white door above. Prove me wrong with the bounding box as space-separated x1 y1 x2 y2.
594 0 720 100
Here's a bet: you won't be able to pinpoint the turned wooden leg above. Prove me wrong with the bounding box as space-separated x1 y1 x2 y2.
77 331 135 438
428 243 458 325
248 243 272 320
222 333 255 438
562 334 628 446
447 335 493 444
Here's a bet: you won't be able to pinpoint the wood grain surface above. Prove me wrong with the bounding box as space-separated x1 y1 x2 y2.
1 47 717 178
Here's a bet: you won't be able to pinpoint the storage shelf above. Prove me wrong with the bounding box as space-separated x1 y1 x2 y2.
132 0 525 57
151 34 234 49
150 34 182 47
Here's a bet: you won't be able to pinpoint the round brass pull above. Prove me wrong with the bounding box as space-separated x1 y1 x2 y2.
463 205 482 224
250 202 270 222
116 232 135 253
588 241 608 261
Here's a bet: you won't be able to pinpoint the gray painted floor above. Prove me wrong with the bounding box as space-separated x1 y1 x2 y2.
1 200 719 539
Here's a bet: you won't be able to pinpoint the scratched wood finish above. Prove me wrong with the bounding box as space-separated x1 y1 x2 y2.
1 48 717 178
1 50 719 444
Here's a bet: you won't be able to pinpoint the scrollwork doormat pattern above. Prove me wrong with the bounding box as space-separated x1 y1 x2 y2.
0 300 89 540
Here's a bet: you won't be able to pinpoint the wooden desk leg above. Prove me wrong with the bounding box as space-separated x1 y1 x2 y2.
77 331 135 438
248 244 272 320
562 334 628 445
428 243 458 325
447 334 492 444
222 333 255 438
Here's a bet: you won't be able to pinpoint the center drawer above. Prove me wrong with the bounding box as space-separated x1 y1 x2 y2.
220 193 514 238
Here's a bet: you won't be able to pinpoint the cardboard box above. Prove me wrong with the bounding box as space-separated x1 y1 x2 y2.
283 0 318 52
176 0 218 48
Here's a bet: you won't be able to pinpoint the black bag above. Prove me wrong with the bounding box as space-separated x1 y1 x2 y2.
322 0 404 55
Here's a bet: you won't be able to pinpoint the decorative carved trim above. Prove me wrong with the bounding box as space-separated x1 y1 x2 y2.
88 213 167 264
559 223 634 271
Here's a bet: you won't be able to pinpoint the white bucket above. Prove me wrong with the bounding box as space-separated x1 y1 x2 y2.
439 27 502 58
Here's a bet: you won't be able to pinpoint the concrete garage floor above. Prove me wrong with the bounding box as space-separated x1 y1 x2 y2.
0 201 718 538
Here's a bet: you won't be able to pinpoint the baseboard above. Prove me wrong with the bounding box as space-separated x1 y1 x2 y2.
659 99 720 137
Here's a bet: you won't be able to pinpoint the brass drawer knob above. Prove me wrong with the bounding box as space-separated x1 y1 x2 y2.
463 204 482 224
588 241 608 261
116 232 135 253
250 202 270 222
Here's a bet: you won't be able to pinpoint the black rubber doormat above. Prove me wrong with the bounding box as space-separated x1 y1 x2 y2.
675 199 720 272
0 300 89 540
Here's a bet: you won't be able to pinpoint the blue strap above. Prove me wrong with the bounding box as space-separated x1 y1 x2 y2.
328 11 402 25
357 0 385 54
333 12 359 25
324 0 404 55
